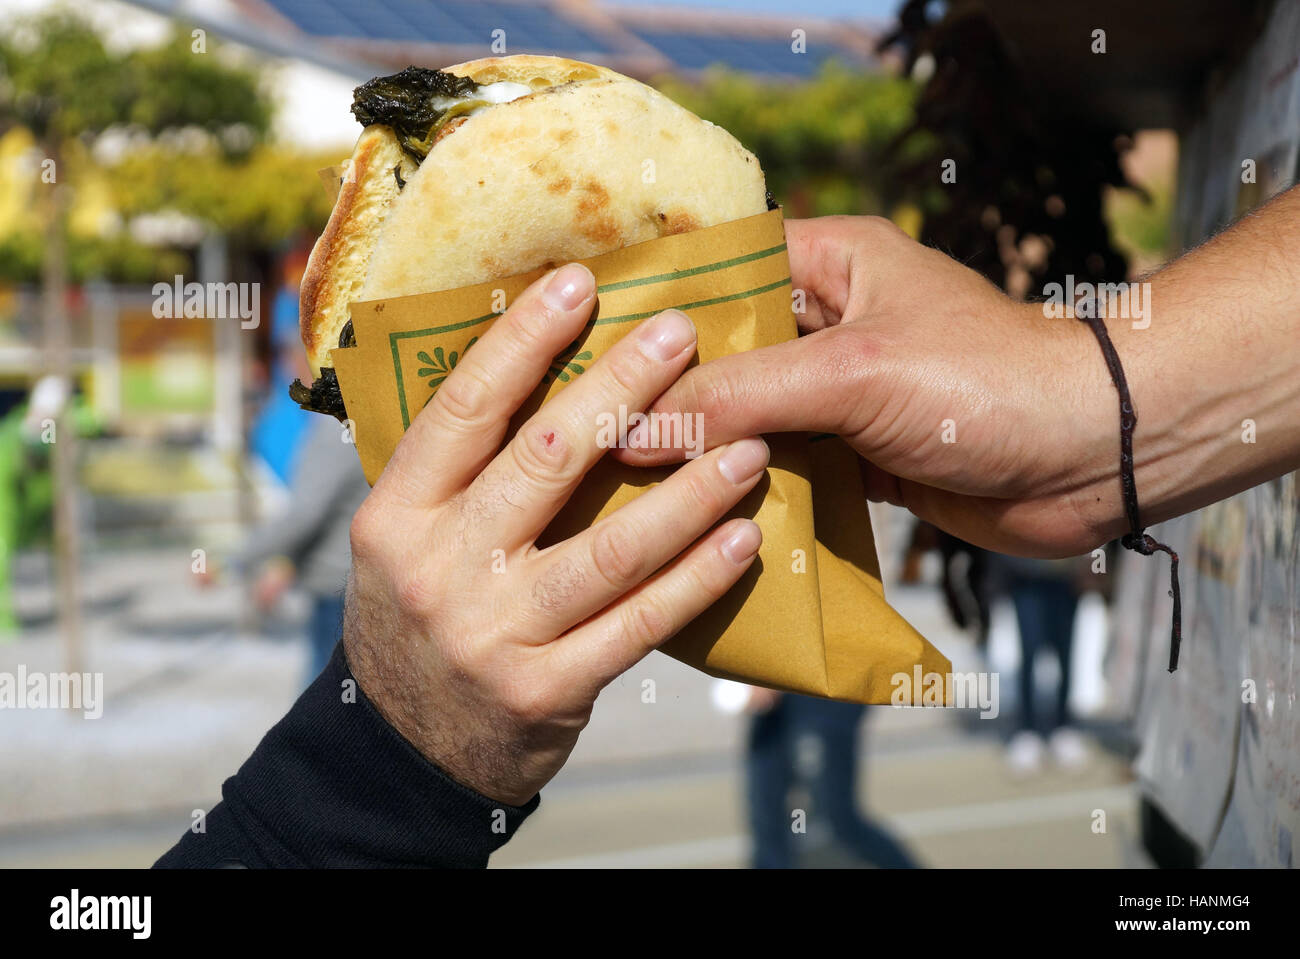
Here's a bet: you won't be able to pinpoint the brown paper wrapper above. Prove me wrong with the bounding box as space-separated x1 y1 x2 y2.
317 165 346 203
331 209 951 704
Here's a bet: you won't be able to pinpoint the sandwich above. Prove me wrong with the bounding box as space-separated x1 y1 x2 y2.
291 55 773 419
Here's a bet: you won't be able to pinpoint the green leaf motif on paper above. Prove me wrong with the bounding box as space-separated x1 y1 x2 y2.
546 346 593 384
417 337 478 393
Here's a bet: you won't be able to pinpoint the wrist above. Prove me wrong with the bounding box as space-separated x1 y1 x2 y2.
1005 300 1129 551
1058 277 1292 546
1118 265 1300 525
1050 293 1198 548
210 641 537 867
343 624 543 809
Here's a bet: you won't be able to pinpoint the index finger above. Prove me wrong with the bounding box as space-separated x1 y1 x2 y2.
374 263 597 508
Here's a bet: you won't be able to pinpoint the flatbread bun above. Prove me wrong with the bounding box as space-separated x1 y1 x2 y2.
300 56 768 378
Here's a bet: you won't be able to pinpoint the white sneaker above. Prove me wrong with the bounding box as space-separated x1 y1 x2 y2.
1048 728 1089 771
1005 731 1044 777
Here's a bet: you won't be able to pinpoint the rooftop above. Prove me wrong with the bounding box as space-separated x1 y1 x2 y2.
226 0 880 79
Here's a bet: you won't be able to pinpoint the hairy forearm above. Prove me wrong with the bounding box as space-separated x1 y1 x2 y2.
1072 185 1300 541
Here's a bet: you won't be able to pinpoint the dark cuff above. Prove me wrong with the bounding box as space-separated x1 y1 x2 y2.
159 642 538 868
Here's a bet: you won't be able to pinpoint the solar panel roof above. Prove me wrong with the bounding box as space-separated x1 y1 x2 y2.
632 29 842 77
264 0 614 53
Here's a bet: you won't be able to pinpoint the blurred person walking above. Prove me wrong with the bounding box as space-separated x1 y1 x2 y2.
250 250 314 483
743 688 916 869
987 555 1091 775
201 247 368 683
211 408 369 685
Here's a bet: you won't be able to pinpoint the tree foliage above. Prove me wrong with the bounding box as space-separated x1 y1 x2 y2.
0 14 129 143
106 144 339 248
0 228 188 284
0 12 292 282
0 13 269 146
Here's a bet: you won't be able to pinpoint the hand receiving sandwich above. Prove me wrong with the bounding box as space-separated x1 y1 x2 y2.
617 201 1300 560
615 215 1114 557
343 263 769 806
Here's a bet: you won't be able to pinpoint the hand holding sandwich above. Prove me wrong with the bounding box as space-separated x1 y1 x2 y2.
343 263 769 806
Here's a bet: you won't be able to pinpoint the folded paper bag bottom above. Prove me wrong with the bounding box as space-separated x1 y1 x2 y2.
331 208 951 704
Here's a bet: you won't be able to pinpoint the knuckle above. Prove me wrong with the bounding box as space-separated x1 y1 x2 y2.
692 370 738 420
858 214 905 243
621 597 673 651
502 677 553 725
509 299 554 352
830 325 880 376
680 469 727 517
600 348 649 397
394 565 435 615
590 521 645 587
433 364 494 428
665 561 727 615
691 554 732 600
511 421 574 487
348 498 386 560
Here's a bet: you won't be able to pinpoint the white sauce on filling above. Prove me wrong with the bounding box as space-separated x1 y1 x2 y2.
477 81 533 104
428 81 534 114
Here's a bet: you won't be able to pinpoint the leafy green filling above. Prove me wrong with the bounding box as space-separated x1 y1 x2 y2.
288 367 347 422
351 66 480 161
289 321 353 421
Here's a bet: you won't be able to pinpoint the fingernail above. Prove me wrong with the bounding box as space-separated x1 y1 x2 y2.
638 309 695 361
627 418 649 449
717 438 769 484
721 521 762 563
542 263 594 312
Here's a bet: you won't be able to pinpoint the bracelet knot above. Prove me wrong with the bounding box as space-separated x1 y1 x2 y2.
1077 309 1184 672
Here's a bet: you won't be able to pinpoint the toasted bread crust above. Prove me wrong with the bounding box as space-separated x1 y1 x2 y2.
299 125 413 377
300 58 618 378
442 55 623 87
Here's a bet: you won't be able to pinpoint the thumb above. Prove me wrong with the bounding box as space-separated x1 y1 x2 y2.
614 324 872 465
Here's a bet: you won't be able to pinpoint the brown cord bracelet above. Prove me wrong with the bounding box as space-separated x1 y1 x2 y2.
1076 306 1183 672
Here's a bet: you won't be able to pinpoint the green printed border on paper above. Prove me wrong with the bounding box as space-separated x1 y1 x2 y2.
389 243 790 429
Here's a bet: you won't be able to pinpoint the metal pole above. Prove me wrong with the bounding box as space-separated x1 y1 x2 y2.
40 153 84 681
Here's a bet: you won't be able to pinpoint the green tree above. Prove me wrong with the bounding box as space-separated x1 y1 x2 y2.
0 12 280 283
106 143 338 250
0 13 268 149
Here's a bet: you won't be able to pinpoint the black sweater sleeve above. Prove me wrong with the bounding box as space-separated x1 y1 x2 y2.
154 642 539 868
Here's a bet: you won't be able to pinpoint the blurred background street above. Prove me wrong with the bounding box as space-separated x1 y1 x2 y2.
1 0 1297 869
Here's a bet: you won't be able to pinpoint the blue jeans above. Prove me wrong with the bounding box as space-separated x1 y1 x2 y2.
306 594 345 688
1008 577 1078 735
746 695 916 869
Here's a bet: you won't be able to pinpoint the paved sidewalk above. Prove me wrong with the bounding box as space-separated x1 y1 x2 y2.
0 544 1140 868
